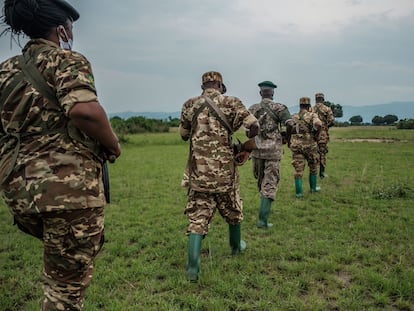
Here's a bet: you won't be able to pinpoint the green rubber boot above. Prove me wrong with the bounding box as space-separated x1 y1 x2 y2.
309 174 321 193
257 197 273 228
186 233 202 282
295 178 303 198
229 223 247 255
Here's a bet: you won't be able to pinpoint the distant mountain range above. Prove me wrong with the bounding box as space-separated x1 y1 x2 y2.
336 101 414 123
108 101 414 123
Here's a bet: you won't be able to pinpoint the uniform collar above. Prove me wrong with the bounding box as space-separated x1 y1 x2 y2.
22 38 59 54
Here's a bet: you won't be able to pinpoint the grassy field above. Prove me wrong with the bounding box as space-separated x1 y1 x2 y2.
1 126 413 311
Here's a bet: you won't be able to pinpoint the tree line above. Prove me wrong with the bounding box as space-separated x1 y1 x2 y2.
348 114 398 125
109 101 414 138
109 115 180 140
347 114 414 128
324 101 413 128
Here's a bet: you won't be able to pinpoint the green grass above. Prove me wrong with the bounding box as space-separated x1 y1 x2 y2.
1 127 414 310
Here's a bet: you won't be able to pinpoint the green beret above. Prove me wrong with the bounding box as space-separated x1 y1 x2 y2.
258 81 277 89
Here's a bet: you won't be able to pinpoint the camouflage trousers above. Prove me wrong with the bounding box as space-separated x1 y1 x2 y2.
318 142 328 167
252 157 281 200
12 207 104 311
318 129 330 167
184 189 243 236
290 142 320 178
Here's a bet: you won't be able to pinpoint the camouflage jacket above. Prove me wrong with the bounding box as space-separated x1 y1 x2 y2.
0 39 105 212
289 109 321 146
249 99 291 160
312 103 335 130
180 88 257 193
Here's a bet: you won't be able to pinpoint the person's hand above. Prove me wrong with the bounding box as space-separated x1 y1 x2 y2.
107 154 117 163
234 151 250 166
103 142 121 163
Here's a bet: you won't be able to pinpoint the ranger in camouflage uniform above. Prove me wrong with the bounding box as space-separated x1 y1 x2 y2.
287 97 322 198
0 1 121 310
312 93 335 178
248 81 292 228
180 71 259 281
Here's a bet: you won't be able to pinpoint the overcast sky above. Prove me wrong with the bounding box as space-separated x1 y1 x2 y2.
1 0 413 114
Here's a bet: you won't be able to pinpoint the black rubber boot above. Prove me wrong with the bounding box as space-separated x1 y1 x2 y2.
319 165 326 179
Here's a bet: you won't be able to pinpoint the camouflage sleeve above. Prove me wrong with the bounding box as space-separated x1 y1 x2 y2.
312 112 322 129
230 97 258 130
179 98 193 140
279 105 293 124
54 50 98 116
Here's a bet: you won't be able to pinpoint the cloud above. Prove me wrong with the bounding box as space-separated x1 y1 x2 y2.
1 0 413 113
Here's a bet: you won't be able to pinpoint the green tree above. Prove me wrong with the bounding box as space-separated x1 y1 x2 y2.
110 116 128 142
323 101 343 118
349 115 363 125
383 114 398 125
168 116 180 127
396 118 414 129
372 115 385 125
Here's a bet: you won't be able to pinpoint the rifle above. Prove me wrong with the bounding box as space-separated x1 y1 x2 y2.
102 161 110 203
102 154 116 204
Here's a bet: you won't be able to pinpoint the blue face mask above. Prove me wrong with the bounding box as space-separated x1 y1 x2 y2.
59 37 73 50
57 26 73 50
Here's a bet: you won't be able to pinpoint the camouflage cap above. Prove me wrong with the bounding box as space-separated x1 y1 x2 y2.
299 97 311 105
258 81 277 89
202 71 223 84
315 92 324 99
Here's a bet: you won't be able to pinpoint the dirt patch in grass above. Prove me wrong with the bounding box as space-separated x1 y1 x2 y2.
335 138 405 143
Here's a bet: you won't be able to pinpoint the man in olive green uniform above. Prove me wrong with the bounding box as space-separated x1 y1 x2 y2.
248 81 292 228
180 71 259 281
312 93 335 178
0 1 121 310
287 97 322 198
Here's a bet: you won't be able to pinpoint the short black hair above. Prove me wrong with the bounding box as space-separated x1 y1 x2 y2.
2 0 79 38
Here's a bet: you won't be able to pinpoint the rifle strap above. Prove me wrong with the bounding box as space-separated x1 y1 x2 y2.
17 53 102 157
17 53 109 198
260 101 280 125
202 96 233 135
18 54 60 106
186 95 234 193
1 47 54 112
299 111 313 133
201 96 237 194
0 72 25 113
